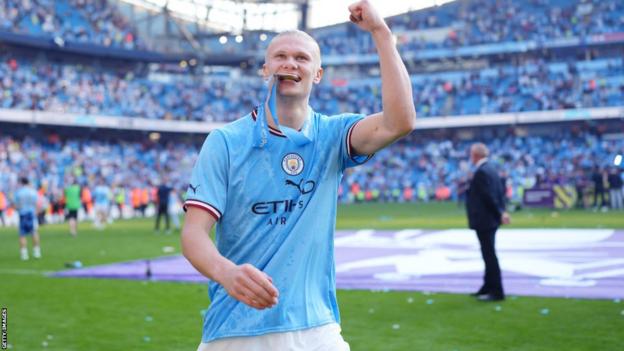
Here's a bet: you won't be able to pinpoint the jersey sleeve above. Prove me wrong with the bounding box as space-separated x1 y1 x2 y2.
183 130 228 221
338 113 374 170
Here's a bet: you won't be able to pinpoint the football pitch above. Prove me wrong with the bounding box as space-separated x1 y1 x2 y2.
1 203 623 350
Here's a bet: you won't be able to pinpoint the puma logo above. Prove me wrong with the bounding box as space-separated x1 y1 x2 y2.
189 184 200 194
285 179 315 195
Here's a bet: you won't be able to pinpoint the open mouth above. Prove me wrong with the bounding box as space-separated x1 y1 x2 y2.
275 73 301 82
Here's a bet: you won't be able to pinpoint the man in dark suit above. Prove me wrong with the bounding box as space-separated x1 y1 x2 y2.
155 178 172 234
466 143 510 302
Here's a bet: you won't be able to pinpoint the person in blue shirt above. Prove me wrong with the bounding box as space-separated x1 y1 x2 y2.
93 179 112 230
181 1 416 350
13 177 42 260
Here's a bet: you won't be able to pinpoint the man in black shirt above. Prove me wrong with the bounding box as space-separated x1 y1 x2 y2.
155 178 172 234
608 167 623 210
591 166 607 211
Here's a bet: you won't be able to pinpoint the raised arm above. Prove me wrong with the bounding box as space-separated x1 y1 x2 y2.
181 207 279 310
347 0 416 156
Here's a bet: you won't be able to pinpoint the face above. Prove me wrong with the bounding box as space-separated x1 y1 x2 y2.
469 146 479 165
262 33 323 99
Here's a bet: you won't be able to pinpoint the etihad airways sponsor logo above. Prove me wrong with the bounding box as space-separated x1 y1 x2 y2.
251 199 305 215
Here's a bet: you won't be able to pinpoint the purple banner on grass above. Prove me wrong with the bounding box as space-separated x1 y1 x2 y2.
54 229 624 300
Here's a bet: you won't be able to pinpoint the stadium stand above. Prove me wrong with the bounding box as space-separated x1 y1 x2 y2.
0 0 143 49
1 53 623 120
0 0 622 220
1 122 622 217
340 124 624 205
0 0 623 121
315 0 624 54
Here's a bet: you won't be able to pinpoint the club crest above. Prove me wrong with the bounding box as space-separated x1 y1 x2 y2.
282 153 304 176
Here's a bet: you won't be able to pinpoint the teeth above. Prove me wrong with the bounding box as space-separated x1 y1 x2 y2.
276 74 300 82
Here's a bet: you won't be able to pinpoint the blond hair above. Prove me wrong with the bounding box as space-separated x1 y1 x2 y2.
265 30 322 67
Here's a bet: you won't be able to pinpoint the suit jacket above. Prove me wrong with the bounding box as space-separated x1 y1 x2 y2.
466 161 506 231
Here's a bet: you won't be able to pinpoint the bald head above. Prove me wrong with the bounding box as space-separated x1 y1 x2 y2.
265 30 322 67
470 143 489 165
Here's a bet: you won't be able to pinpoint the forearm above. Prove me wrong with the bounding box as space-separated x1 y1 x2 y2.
181 223 234 285
372 27 416 135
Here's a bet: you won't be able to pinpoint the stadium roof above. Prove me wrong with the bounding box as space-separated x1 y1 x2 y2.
119 0 455 33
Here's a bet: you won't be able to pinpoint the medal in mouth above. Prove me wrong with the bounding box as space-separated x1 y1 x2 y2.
275 73 302 82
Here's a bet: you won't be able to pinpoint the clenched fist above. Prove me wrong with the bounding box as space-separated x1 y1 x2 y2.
348 0 390 34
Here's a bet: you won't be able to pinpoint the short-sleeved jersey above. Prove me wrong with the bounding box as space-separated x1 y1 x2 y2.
14 186 38 216
93 185 111 206
185 107 370 343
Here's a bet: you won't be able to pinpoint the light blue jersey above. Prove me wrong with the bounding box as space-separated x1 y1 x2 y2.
93 185 111 207
185 107 370 342
14 186 38 216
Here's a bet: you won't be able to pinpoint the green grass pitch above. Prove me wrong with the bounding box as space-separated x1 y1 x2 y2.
1 203 623 350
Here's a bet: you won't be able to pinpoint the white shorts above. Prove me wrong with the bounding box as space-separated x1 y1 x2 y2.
197 323 350 351
94 204 109 213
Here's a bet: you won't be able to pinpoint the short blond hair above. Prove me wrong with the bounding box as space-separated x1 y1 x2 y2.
265 30 322 67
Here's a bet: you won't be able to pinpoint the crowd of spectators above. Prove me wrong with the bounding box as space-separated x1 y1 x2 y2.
2 0 623 56
0 0 143 49
2 54 623 121
0 55 266 122
340 128 624 206
1 129 622 221
0 0 623 123
0 135 196 214
316 0 624 55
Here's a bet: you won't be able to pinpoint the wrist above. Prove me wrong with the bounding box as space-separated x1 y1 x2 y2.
211 257 236 285
371 25 392 40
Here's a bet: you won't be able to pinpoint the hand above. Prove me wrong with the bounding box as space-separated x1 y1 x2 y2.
501 212 511 225
348 0 389 34
220 263 279 310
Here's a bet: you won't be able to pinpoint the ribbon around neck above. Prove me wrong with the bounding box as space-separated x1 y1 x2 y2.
253 76 312 148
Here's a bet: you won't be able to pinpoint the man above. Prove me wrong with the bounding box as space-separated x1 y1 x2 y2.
113 184 126 219
81 185 93 220
0 189 7 226
181 1 416 349
591 165 607 211
168 186 183 231
14 177 42 260
131 186 142 218
93 179 112 229
574 169 586 209
64 178 81 237
155 178 172 234
36 188 50 227
608 167 623 210
466 143 509 302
